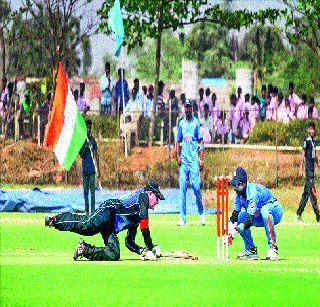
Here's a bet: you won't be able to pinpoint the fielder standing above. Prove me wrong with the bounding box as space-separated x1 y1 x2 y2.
297 121 320 222
176 100 205 226
79 119 100 216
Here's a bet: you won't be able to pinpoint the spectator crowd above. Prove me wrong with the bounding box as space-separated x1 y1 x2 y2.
1 61 318 147
97 62 319 145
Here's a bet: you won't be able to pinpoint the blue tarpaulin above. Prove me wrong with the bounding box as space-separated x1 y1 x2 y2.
0 188 216 214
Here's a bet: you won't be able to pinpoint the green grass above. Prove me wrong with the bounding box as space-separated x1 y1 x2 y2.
1 200 320 306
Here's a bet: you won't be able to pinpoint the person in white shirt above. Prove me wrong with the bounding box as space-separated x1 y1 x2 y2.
200 103 213 144
296 94 308 119
125 88 142 114
248 96 260 130
288 82 302 116
278 96 294 124
99 62 113 115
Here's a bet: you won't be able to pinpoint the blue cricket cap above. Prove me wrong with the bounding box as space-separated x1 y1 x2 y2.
230 167 247 187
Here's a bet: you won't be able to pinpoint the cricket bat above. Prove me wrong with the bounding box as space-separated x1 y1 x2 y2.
161 251 198 260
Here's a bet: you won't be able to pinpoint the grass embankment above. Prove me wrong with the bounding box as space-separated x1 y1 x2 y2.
1 206 320 306
0 139 305 189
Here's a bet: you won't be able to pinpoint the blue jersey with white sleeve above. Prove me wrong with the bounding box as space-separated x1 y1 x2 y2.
176 116 203 164
234 182 276 215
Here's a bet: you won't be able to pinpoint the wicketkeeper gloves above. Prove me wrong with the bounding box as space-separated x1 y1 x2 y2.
140 245 161 261
228 222 239 245
140 250 157 261
152 245 161 258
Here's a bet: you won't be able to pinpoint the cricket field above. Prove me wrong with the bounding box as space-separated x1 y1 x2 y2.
1 187 320 306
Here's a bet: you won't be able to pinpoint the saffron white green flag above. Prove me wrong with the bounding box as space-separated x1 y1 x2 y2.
44 61 87 170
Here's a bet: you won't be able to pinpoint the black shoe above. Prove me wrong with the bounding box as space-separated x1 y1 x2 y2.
44 215 55 227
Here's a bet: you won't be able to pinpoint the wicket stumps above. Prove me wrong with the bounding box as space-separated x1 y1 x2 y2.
216 177 229 261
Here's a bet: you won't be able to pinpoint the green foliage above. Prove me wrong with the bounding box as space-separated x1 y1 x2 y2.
89 115 120 139
98 0 208 52
184 23 286 79
249 121 289 145
98 1 282 54
0 1 11 25
4 0 95 78
184 23 233 77
264 48 320 96
138 116 162 141
27 81 44 108
226 60 250 80
133 32 183 82
282 0 320 56
287 119 320 147
249 119 320 146
239 25 286 79
87 115 162 141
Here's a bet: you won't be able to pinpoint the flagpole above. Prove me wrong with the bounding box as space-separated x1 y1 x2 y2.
121 49 128 158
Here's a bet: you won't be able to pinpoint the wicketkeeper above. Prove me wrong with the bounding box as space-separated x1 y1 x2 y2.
45 179 165 261
228 167 284 260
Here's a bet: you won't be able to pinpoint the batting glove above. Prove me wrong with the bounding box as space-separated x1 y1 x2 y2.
152 245 161 258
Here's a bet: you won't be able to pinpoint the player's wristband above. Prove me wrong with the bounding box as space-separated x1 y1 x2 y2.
199 144 205 151
199 160 204 163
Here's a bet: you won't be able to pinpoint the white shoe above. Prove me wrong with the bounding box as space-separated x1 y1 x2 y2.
237 247 258 260
177 220 187 226
266 246 278 261
200 214 206 225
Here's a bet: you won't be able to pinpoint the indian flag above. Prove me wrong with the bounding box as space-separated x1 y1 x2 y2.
44 61 87 171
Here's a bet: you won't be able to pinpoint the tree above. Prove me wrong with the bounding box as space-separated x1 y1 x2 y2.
184 22 234 78
98 0 282 145
82 36 92 77
6 11 80 78
132 32 184 83
239 25 286 78
265 47 320 96
282 0 320 56
0 0 26 79
19 0 97 76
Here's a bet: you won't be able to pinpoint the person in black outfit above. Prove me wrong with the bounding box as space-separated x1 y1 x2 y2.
45 179 165 261
297 121 320 222
79 119 100 215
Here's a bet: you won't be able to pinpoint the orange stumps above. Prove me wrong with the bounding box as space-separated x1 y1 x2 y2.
216 177 229 261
